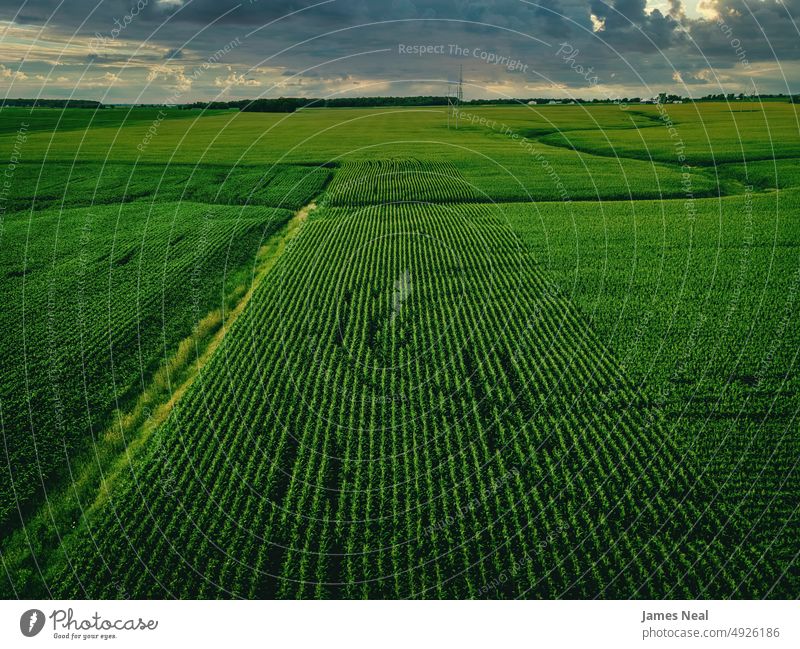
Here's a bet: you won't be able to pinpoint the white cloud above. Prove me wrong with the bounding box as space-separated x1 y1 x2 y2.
695 0 719 20
693 68 715 82
147 63 193 92
214 66 262 89
80 71 120 88
0 64 27 80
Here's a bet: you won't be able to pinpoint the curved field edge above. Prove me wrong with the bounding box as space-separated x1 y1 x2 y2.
536 104 800 167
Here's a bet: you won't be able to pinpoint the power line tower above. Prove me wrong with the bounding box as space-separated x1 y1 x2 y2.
446 65 463 129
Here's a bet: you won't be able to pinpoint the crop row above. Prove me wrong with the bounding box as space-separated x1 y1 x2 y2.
325 159 482 206
43 202 770 599
503 189 800 599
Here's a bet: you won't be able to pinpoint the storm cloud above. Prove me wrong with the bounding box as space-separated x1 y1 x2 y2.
0 0 797 102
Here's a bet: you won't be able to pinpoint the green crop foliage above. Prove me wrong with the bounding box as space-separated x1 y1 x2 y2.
0 201 293 528
0 100 797 599
539 102 800 165
718 158 800 190
33 202 764 599
4 162 330 212
326 159 482 205
505 188 800 594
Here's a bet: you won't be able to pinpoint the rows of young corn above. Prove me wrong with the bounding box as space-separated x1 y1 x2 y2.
45 200 770 599
325 159 482 206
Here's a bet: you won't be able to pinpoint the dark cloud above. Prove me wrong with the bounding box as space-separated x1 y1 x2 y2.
587 0 685 50
1 0 798 99
688 0 800 62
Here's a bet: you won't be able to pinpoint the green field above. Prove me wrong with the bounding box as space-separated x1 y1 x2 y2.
0 101 798 598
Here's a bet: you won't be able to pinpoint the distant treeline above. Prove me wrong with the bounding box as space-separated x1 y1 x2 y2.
178 94 800 112
178 96 452 112
0 98 104 108
3 95 798 112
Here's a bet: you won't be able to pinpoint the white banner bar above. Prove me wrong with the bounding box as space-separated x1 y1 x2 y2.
1 600 797 648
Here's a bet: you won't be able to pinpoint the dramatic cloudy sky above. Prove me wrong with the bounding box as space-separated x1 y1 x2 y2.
0 0 797 102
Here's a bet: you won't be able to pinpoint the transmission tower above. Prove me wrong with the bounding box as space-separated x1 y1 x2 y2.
446 65 463 129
